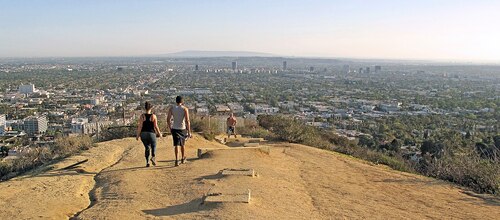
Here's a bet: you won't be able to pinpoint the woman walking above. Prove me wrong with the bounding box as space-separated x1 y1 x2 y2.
136 101 161 167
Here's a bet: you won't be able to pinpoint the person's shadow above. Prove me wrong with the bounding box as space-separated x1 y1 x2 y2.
142 198 216 216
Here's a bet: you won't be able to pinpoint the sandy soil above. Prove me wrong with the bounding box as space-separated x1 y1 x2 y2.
0 135 498 219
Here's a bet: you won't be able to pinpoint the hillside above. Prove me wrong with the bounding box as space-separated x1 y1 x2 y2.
0 135 498 219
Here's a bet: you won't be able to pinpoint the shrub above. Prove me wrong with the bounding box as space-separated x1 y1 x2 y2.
191 115 220 140
100 126 136 141
423 151 500 194
0 162 11 178
237 126 274 140
0 136 95 181
52 136 94 157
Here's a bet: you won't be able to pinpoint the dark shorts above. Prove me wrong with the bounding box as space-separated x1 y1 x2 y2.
171 129 187 147
227 126 235 134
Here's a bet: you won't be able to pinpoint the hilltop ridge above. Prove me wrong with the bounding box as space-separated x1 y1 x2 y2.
0 135 498 219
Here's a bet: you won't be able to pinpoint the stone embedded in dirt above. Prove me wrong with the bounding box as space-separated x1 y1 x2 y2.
197 146 271 158
243 143 260 147
221 168 255 177
248 138 264 143
204 189 251 204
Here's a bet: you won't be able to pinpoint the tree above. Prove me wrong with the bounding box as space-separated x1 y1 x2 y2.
389 139 402 152
358 135 375 148
421 140 443 157
494 135 500 149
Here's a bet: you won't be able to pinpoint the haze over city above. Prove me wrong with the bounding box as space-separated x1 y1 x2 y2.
1 0 500 62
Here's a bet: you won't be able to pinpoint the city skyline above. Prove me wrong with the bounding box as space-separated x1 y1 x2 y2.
1 0 500 62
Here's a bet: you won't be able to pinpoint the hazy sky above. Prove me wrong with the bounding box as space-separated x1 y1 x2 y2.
1 0 500 61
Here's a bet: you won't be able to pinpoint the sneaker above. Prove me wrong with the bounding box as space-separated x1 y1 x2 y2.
181 157 186 164
146 163 150 167
150 157 156 166
174 160 179 167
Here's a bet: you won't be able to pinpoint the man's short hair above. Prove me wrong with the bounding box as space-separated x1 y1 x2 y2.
176 96 183 104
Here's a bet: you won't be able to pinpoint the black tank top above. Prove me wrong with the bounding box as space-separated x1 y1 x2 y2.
141 114 155 133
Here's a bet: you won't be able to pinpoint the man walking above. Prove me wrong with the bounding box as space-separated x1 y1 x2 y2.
167 96 192 166
226 113 237 139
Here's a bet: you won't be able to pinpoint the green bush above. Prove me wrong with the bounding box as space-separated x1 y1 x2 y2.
191 116 220 140
237 126 274 140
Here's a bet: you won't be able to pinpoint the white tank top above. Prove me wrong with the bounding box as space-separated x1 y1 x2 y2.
171 105 186 130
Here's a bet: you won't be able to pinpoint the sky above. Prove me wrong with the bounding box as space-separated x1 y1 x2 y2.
1 0 500 62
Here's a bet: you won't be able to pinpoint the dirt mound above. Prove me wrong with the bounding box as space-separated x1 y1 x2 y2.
0 135 498 219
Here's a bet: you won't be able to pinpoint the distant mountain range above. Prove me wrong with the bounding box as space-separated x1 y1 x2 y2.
160 50 277 58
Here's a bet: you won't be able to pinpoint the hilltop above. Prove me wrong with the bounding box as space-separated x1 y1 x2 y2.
0 135 498 219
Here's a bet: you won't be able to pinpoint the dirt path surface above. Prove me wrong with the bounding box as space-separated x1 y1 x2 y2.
0 135 498 219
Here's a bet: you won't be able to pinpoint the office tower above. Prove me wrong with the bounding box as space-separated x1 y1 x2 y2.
0 114 5 135
375 65 382 72
365 67 370 74
359 68 364 74
24 115 48 135
232 61 237 71
309 66 314 72
342 64 350 73
19 84 36 94
283 61 287 70
195 64 199 71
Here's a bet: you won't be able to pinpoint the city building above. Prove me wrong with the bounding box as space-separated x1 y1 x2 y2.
23 115 48 135
309 66 315 72
342 65 350 74
195 64 199 71
375 65 382 72
255 104 279 115
0 114 6 135
283 61 287 71
231 61 237 71
365 67 370 74
19 84 37 94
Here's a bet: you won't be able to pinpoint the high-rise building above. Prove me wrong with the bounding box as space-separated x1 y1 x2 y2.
231 61 237 71
365 67 371 74
309 66 314 72
19 84 37 94
195 64 199 71
359 68 364 74
0 114 6 135
342 65 350 73
375 65 382 72
283 61 287 70
24 115 48 135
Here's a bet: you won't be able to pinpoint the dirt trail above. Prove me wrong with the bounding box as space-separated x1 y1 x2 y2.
0 135 498 219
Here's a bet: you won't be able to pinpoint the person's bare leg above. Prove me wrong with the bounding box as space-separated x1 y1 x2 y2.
181 145 186 163
174 146 179 166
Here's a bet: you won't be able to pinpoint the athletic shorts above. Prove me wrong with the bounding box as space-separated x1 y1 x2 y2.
227 126 235 134
171 129 187 147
